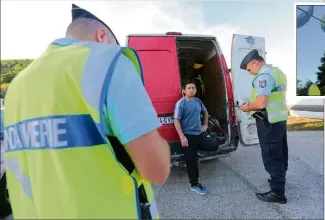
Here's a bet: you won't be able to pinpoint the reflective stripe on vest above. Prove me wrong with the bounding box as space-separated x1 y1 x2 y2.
3 38 159 219
250 66 288 123
267 110 289 119
266 98 288 122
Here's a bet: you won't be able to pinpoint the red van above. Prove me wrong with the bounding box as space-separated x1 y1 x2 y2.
126 33 265 166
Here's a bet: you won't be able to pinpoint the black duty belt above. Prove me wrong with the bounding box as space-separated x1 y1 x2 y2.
139 184 152 220
252 109 269 126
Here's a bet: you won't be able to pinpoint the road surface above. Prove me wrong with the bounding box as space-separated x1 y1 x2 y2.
289 105 324 112
153 131 324 219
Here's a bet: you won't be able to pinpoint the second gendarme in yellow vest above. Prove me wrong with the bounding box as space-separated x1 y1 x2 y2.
3 38 159 219
249 64 288 123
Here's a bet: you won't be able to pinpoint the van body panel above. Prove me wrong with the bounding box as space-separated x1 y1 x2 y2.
231 34 265 146
127 36 181 142
127 33 216 39
128 36 181 103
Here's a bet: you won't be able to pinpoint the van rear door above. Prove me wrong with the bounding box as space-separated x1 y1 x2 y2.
231 34 266 146
127 36 181 142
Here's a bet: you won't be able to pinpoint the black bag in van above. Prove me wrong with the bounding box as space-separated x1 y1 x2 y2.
199 132 220 151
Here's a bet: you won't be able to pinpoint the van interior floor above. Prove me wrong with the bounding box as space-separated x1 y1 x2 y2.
176 37 229 142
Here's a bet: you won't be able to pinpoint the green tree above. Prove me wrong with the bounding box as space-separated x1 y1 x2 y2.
0 59 33 97
297 79 303 95
305 80 313 89
296 79 314 96
316 51 325 95
297 79 306 96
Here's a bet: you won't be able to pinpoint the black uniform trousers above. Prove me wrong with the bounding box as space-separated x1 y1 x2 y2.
256 118 288 195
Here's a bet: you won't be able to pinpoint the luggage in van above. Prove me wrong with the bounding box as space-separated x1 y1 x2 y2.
198 132 220 152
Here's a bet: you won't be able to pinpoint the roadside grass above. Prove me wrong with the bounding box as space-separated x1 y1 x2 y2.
287 116 324 131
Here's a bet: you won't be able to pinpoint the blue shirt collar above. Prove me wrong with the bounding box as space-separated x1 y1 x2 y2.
257 64 272 75
51 37 81 46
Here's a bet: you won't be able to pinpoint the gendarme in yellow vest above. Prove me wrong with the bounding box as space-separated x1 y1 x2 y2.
3 38 159 219
249 64 288 123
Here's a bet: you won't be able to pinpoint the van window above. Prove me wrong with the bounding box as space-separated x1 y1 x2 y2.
138 50 178 99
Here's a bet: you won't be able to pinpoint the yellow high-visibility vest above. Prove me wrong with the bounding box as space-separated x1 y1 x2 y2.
3 38 159 219
249 65 288 123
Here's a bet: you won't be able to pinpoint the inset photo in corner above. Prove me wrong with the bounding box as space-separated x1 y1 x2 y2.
296 3 325 96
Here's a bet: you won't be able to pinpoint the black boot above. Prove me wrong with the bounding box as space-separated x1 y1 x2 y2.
256 191 287 204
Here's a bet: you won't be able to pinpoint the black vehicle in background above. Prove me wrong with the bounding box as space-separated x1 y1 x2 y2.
0 106 13 219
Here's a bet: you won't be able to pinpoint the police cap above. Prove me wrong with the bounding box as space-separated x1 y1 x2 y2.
240 49 260 70
71 4 120 45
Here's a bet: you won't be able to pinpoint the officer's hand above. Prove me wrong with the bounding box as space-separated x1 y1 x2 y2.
200 125 208 132
180 135 189 147
240 102 250 112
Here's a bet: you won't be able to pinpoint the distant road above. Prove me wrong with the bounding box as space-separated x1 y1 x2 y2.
288 105 324 112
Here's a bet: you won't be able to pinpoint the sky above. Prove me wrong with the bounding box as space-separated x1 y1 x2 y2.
1 0 324 105
296 5 325 85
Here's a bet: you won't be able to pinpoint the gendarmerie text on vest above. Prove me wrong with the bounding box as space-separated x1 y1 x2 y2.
4 117 68 151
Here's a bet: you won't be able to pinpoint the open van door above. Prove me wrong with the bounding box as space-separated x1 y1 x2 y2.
231 34 266 146
127 35 181 142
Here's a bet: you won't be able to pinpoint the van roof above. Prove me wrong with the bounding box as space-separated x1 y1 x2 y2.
127 33 216 38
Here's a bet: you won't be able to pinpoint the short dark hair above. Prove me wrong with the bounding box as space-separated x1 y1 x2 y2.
183 79 197 89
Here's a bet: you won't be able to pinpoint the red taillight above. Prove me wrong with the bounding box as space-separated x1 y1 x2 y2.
220 55 237 127
166 32 182 35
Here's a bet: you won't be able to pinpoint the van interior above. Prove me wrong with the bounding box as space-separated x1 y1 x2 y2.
176 38 228 143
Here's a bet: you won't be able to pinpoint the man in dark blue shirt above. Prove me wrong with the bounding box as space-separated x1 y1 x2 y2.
173 79 209 195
